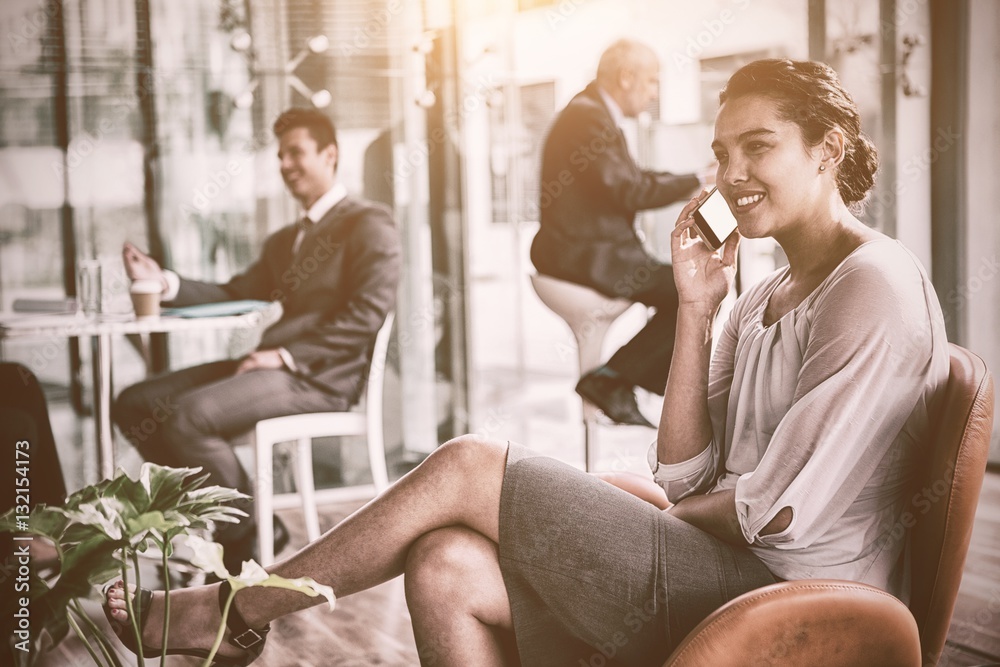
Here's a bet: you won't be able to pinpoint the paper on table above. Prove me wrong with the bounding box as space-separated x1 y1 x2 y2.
161 300 271 318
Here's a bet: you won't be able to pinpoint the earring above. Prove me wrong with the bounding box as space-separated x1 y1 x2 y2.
819 164 826 172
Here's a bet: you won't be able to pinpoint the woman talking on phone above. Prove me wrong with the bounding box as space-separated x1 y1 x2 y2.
104 58 948 667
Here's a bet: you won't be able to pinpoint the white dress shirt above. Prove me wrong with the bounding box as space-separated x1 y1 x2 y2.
292 182 348 254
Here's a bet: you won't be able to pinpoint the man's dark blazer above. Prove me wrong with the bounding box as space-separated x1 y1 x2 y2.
530 82 700 297
169 196 401 404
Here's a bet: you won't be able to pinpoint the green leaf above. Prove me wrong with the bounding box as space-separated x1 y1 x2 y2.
61 475 116 511
101 472 151 517
56 499 127 541
3 463 265 662
125 510 190 548
142 462 207 511
0 504 70 541
54 535 124 598
126 510 167 534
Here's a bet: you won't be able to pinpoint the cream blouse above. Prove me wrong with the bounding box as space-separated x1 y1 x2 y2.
648 239 950 597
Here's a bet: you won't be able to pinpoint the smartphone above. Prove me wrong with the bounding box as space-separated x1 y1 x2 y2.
691 187 739 251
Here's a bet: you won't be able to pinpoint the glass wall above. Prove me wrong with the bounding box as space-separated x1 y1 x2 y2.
457 0 809 458
0 0 149 410
0 0 467 486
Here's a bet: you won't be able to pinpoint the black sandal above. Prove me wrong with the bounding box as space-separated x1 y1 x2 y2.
103 580 270 666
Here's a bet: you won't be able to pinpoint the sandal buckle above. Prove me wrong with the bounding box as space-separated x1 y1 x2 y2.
232 629 263 649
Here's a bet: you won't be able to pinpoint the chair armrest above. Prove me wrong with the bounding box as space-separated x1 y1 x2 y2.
663 580 920 667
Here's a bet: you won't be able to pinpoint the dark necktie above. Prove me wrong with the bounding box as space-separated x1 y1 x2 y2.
292 216 311 254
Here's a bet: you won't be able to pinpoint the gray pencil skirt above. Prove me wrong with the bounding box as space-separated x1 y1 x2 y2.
497 443 779 667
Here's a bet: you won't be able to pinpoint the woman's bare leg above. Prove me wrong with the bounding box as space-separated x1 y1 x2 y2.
405 527 515 667
595 471 671 510
107 435 511 656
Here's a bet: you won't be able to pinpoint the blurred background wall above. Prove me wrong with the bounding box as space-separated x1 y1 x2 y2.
0 0 997 487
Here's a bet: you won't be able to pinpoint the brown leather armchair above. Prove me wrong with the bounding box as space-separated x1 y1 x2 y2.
664 344 995 667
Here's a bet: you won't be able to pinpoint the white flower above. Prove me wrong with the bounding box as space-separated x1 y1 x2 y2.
183 536 336 611
183 534 230 580
235 559 270 586
232 560 336 610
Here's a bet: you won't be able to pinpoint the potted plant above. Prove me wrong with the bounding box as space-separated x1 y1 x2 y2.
1 463 333 666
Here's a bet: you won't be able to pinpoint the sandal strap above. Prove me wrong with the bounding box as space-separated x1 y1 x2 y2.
218 581 270 651
103 582 154 655
134 587 152 631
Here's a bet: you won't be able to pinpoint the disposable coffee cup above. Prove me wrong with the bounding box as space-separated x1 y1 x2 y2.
130 280 162 319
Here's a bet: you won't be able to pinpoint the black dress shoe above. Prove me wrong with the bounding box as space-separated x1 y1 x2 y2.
575 370 655 428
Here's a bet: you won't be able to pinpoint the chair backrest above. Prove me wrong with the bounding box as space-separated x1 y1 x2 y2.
363 312 395 446
908 343 994 665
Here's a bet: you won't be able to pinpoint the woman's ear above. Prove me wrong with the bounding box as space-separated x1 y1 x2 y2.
822 127 846 167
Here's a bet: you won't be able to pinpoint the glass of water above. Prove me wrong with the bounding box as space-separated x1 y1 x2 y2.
77 259 103 316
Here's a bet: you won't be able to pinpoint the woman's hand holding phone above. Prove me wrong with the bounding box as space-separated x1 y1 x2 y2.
671 189 740 312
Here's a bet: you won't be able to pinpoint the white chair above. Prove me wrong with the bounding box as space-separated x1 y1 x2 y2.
251 313 395 565
529 274 634 471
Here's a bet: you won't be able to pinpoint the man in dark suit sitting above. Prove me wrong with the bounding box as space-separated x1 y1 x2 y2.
113 108 401 568
530 39 708 427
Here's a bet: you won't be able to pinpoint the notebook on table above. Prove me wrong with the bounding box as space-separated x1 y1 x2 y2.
161 300 271 318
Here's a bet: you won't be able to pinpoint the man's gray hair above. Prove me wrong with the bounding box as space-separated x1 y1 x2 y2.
596 39 658 84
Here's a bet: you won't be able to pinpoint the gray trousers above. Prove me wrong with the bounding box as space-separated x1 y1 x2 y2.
112 360 346 533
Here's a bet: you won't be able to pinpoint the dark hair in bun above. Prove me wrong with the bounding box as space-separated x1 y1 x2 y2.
719 59 879 206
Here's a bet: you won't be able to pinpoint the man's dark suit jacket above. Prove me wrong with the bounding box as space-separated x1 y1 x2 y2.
530 82 700 297
169 196 401 404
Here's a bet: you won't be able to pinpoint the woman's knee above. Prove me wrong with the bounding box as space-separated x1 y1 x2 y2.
405 527 504 611
432 434 507 476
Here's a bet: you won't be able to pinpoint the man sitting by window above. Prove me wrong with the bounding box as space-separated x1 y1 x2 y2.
113 109 401 570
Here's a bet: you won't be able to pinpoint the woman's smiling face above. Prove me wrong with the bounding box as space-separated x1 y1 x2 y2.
711 93 828 241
